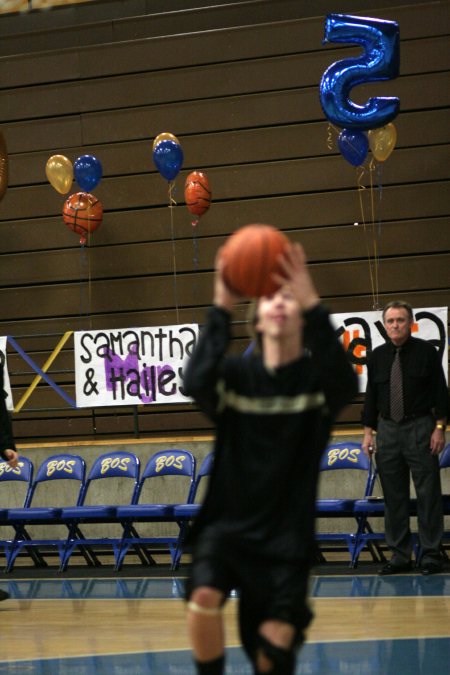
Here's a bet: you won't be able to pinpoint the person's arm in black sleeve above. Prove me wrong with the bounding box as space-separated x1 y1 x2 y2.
273 242 357 418
303 304 358 418
0 365 18 467
183 251 242 421
183 306 232 421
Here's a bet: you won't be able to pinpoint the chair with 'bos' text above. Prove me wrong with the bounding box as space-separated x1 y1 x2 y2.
439 442 450 560
5 454 86 572
0 456 34 567
171 450 215 569
59 451 140 571
315 442 383 566
115 449 196 570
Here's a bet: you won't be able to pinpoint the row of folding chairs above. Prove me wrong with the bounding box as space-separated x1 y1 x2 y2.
313 441 450 568
1 442 448 572
0 449 214 573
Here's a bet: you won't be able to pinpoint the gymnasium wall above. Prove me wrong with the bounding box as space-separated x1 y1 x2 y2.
0 0 448 444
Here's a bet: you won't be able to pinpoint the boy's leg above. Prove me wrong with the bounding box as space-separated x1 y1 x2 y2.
238 559 311 674
187 586 225 668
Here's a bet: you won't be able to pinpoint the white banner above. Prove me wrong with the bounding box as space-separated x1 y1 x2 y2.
74 324 199 408
331 307 448 393
0 336 14 411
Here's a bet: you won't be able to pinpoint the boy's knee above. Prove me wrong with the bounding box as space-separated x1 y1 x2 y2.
188 586 223 615
255 634 296 675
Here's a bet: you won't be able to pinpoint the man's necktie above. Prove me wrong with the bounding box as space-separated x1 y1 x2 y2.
390 347 404 422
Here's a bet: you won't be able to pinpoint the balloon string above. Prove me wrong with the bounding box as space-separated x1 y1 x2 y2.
368 159 380 311
168 181 180 324
326 122 340 150
356 167 377 309
87 202 92 330
192 228 199 272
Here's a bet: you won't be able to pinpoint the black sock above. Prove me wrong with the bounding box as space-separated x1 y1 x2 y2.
195 654 225 675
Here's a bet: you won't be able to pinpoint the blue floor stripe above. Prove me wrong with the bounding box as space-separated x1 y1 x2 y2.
0 638 448 674
1 573 449 600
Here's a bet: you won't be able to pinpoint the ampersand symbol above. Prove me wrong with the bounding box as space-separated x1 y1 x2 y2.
83 368 99 396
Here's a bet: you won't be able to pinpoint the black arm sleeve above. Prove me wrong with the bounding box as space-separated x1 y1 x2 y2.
183 306 232 421
0 365 16 458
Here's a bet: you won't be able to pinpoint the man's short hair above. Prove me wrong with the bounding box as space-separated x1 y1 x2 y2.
382 300 414 323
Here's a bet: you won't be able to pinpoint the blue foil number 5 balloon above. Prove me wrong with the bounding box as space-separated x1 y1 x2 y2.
320 14 400 131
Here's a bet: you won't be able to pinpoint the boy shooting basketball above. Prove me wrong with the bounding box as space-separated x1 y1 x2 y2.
183 241 357 674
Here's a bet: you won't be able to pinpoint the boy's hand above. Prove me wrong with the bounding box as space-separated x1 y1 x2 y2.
272 243 320 311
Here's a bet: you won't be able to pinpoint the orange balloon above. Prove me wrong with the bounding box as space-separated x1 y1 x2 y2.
184 171 211 221
368 123 397 162
46 154 73 194
0 132 8 203
63 192 103 245
152 132 179 150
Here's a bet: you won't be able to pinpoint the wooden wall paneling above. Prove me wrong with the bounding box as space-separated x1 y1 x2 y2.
0 288 448 344
4 68 449 157
0 252 448 326
2 142 449 222
1 0 436 56
8 107 450 189
1 215 449 290
2 2 449 89
2 33 449 124
2 179 449 258
80 71 450 146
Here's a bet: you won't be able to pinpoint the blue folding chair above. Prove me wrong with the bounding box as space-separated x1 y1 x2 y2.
5 454 86 572
0 457 34 565
171 451 214 569
115 449 196 570
59 451 140 570
315 442 380 566
439 442 450 560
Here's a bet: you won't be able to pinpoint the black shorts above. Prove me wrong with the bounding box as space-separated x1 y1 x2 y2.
185 537 313 640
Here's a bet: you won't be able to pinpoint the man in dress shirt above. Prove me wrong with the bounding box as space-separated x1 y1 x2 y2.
362 300 449 575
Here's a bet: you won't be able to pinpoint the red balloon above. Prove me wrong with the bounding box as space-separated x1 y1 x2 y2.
184 171 211 223
63 192 103 245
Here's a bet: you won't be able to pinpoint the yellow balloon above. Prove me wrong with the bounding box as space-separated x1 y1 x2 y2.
45 154 73 194
152 132 179 150
368 123 397 162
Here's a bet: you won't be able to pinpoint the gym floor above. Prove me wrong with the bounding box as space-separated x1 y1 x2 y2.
0 563 449 674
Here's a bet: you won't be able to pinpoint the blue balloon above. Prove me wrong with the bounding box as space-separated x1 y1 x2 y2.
338 129 369 166
74 155 103 192
320 14 400 131
153 139 184 181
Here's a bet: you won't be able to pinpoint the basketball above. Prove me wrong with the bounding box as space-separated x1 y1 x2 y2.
63 192 103 245
184 171 212 219
220 224 290 297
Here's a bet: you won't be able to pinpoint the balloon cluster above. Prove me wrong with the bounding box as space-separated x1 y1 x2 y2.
46 153 103 245
320 13 400 166
337 123 397 166
152 132 212 224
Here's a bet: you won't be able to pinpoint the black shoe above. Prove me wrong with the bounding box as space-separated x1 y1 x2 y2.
420 562 443 576
0 589 10 601
378 561 412 575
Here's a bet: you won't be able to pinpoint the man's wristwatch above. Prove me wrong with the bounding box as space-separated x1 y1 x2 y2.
435 423 445 430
